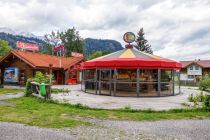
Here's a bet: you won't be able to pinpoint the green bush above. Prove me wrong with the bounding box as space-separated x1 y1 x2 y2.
188 92 208 107
204 95 210 110
25 79 33 96
188 94 194 102
51 88 70 94
33 71 51 84
25 71 52 96
199 77 210 90
194 92 207 102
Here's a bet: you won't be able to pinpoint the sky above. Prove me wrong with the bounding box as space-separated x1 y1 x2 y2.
0 0 210 61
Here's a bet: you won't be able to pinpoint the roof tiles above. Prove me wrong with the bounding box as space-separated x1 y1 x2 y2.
5 50 84 69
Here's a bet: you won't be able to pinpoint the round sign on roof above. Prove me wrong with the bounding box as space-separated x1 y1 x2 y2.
123 32 135 43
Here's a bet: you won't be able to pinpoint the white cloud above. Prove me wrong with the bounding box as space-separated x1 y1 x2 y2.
0 0 210 60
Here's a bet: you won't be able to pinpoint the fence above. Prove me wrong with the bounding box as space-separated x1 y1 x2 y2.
31 82 51 99
180 80 199 87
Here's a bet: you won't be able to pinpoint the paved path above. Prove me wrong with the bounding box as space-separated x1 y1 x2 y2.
1 119 210 140
0 93 24 100
0 92 24 106
52 85 203 110
0 122 73 140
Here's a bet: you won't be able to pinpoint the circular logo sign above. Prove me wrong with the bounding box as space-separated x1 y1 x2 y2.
123 32 135 43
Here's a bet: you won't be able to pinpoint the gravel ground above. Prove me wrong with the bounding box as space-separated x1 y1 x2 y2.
52 85 204 110
1 119 210 140
90 119 210 140
0 122 73 140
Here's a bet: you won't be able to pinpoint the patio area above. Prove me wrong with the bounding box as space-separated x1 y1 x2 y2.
51 85 202 110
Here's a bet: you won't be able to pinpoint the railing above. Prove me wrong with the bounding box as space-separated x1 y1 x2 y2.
31 82 51 99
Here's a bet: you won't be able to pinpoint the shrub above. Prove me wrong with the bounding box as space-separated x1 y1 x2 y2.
33 71 51 84
74 103 89 109
204 95 210 110
25 78 33 96
188 94 194 102
123 105 132 111
25 71 52 97
199 77 210 90
187 92 208 107
51 88 70 94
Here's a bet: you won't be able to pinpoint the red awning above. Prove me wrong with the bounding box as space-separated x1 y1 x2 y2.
81 48 182 70
81 58 181 70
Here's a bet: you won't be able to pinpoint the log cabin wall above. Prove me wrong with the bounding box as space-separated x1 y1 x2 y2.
9 58 34 85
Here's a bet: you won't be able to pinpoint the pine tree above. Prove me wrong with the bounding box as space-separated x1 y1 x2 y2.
135 28 153 54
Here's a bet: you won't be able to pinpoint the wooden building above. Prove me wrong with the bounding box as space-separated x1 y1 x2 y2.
0 50 84 85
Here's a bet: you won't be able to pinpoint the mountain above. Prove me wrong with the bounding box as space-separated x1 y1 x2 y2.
0 32 46 49
0 31 123 56
84 38 123 56
0 27 16 35
0 27 42 39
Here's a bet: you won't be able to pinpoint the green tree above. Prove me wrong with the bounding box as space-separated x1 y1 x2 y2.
0 39 11 58
135 28 153 54
87 51 110 60
60 28 84 56
41 42 53 55
44 31 60 55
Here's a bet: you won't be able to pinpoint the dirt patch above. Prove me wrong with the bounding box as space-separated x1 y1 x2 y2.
61 113 97 120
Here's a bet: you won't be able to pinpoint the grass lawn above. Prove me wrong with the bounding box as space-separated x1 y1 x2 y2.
0 88 24 95
0 96 210 128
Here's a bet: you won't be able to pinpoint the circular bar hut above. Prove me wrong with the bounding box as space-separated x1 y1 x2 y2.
81 46 181 97
81 33 181 97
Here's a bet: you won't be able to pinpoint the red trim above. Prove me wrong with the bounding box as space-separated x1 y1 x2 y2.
81 58 181 70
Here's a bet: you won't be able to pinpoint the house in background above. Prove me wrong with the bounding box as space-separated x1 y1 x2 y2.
180 60 210 83
0 50 84 86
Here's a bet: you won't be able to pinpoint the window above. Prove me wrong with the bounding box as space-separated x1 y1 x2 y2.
189 66 193 70
187 75 194 79
195 65 199 70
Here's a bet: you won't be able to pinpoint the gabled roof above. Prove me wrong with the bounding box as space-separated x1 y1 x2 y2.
89 47 163 61
0 50 84 70
82 47 181 70
180 60 210 68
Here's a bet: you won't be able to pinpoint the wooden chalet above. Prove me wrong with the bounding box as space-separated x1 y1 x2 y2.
0 50 84 85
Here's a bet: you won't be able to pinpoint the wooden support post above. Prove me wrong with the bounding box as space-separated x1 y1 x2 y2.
99 70 101 95
178 71 181 94
0 67 4 86
81 70 83 91
49 64 53 84
158 69 161 96
48 64 53 99
114 69 117 96
137 68 140 97
172 70 175 96
109 69 111 96
95 69 98 95
84 70 86 93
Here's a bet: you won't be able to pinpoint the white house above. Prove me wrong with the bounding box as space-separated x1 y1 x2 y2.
180 60 210 81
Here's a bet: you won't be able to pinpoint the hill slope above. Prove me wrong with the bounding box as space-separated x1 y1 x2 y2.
0 32 45 49
84 38 123 56
0 32 123 56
